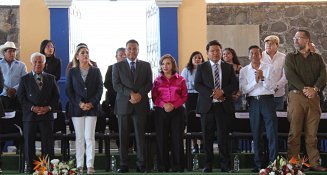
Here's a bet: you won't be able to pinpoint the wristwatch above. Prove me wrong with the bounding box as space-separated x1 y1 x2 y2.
313 87 319 92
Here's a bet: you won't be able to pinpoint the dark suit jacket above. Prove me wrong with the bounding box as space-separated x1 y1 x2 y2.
17 72 59 122
104 65 116 107
112 59 152 115
194 61 238 114
66 66 103 117
45 56 62 81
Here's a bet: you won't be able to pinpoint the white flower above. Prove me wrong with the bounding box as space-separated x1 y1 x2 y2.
43 171 48 175
287 163 293 170
286 173 292 175
297 170 304 175
52 170 58 175
259 169 267 173
51 159 60 165
269 172 275 175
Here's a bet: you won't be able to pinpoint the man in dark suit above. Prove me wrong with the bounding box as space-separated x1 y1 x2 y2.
17 52 59 173
112 39 152 173
104 48 129 148
194 40 238 173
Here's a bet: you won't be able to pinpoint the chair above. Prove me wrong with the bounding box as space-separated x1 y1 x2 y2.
185 110 203 170
276 116 290 152
229 113 253 152
0 110 24 172
317 118 327 152
52 111 67 159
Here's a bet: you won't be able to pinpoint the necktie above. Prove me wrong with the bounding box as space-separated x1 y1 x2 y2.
36 75 43 90
130 61 135 81
214 63 220 88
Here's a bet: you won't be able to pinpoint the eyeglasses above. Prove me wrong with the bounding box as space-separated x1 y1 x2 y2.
46 45 54 49
293 36 307 40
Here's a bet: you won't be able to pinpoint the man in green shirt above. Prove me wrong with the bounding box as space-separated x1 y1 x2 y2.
285 29 327 172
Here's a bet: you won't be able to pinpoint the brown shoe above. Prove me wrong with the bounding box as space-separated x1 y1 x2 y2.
77 167 83 175
87 167 95 174
310 165 327 172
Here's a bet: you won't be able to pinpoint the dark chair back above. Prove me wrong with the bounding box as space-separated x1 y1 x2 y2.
186 110 201 132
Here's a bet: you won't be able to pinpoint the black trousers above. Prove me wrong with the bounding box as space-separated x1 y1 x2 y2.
23 120 54 169
201 103 232 169
154 107 185 171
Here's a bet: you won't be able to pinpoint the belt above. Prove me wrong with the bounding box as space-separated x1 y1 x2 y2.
249 94 273 100
213 100 224 104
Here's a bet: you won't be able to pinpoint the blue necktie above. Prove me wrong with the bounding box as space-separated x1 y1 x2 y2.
130 61 135 81
214 63 220 88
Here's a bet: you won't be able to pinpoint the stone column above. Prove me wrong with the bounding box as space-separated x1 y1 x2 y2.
155 0 182 64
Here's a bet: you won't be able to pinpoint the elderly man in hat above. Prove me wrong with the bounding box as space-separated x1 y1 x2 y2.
261 35 287 111
0 41 27 111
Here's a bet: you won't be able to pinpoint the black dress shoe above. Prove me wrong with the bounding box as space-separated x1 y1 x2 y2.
172 168 184 172
251 167 260 172
310 165 327 172
221 168 234 173
158 167 169 172
202 167 212 173
136 166 146 173
117 166 129 173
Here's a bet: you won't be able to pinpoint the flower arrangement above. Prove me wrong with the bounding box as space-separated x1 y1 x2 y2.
259 155 310 175
33 155 77 175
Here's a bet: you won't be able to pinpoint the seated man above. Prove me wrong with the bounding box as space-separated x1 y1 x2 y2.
0 41 27 111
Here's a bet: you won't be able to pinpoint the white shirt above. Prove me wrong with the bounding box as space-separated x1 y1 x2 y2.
239 63 275 96
261 51 287 97
126 58 137 69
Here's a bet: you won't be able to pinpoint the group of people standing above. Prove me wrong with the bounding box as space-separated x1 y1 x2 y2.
0 28 326 174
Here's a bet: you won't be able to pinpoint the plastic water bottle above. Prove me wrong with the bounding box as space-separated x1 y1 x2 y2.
251 140 254 153
111 155 117 172
234 155 240 172
23 161 29 173
192 155 199 171
153 157 158 171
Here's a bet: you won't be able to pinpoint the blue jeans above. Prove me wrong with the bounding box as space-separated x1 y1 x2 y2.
249 95 278 168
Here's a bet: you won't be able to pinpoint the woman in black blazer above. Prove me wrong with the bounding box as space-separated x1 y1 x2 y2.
40 39 62 81
66 44 103 175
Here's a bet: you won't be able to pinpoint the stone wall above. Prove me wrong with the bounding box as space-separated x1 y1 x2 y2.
0 6 19 57
207 2 327 63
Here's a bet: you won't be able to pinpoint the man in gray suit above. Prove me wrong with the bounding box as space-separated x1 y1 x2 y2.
112 39 152 173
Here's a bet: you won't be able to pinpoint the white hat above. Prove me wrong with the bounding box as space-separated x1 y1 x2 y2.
0 41 17 54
